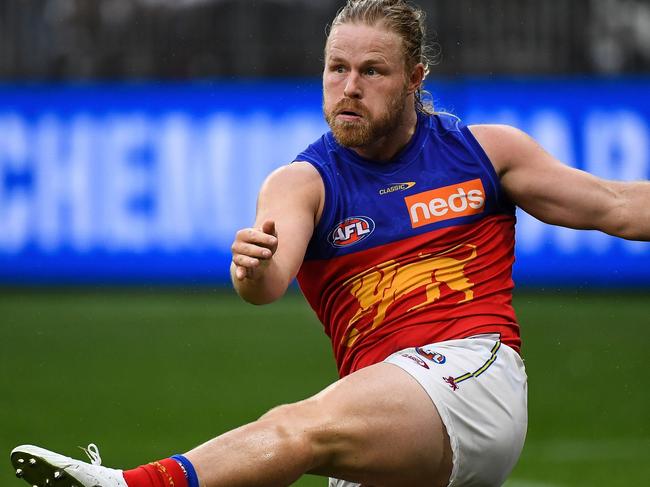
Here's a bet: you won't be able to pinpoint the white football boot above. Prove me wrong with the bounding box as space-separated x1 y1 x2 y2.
10 444 128 487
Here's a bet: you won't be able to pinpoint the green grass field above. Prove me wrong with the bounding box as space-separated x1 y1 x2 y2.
1 288 648 486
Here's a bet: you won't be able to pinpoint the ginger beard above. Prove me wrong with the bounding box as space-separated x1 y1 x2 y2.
323 82 410 149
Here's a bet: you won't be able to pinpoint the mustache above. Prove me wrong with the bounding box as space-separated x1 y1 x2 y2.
332 99 367 117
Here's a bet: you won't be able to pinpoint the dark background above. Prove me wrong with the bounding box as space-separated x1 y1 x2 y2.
2 0 649 80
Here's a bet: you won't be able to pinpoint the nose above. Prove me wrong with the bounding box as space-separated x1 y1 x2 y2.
343 71 362 99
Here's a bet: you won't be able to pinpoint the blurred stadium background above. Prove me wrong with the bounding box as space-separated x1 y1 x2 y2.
1 1 649 486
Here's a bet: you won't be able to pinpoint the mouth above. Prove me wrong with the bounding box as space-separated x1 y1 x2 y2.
336 110 363 122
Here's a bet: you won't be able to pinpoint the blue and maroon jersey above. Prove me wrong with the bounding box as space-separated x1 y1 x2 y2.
294 112 519 377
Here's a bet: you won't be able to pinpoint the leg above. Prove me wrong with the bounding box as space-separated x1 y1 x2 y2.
11 337 524 487
185 362 452 487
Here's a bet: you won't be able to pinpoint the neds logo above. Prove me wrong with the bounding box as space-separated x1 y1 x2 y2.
328 216 375 248
404 179 485 228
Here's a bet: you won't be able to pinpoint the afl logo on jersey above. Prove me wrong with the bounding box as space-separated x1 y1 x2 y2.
328 216 375 248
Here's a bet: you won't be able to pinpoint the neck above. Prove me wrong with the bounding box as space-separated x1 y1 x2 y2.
351 107 419 162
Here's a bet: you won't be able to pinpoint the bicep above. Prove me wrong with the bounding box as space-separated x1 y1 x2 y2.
254 162 323 280
471 124 621 232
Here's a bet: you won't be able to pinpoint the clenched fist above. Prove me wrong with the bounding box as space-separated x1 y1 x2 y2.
231 220 278 280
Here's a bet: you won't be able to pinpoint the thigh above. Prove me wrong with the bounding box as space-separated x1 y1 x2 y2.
384 336 528 487
300 362 453 487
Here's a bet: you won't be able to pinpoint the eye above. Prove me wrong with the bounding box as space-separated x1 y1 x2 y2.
333 65 345 73
366 67 378 76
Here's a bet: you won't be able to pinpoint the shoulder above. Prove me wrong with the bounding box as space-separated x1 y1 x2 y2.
467 124 539 176
416 112 463 138
431 112 462 130
468 123 526 140
259 162 325 221
263 161 322 188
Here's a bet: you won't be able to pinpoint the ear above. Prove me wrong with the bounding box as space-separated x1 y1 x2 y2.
407 63 426 94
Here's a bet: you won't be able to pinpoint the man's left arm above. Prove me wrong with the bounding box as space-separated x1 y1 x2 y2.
470 124 650 241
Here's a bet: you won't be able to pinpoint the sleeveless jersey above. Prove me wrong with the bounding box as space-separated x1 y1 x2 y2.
294 112 519 377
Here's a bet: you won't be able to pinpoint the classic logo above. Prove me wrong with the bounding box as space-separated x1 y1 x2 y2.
379 181 416 195
342 243 477 348
404 178 486 228
415 347 447 364
328 216 375 248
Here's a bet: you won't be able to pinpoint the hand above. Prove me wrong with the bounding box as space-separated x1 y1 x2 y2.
231 220 278 281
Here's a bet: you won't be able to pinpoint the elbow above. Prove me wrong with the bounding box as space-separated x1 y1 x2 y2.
239 291 281 306
602 216 648 241
601 183 650 241
229 262 292 305
232 278 289 306
611 226 649 242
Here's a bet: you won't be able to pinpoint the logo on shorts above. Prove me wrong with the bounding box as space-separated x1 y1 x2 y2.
442 340 501 392
328 216 375 248
379 182 416 195
401 353 430 369
443 376 459 391
415 347 447 364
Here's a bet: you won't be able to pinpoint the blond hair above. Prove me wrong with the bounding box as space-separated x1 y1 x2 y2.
328 0 437 114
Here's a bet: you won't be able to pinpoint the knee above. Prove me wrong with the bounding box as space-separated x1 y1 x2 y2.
258 399 344 470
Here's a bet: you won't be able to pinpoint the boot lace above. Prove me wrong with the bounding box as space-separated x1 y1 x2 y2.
79 443 102 466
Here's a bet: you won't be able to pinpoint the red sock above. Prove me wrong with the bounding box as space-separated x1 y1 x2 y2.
123 458 189 487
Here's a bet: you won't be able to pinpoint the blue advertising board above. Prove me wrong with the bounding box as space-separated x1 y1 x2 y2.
0 79 648 285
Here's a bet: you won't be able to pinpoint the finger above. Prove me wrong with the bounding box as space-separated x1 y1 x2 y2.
261 220 277 237
259 221 278 254
232 242 273 260
234 265 248 280
233 254 260 269
237 228 277 248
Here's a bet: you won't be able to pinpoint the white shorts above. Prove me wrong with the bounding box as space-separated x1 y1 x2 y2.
329 334 528 487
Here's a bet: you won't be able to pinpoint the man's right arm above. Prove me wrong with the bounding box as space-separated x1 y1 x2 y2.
230 161 324 305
